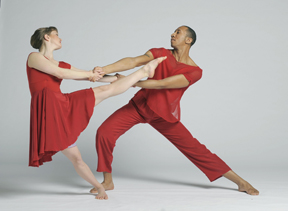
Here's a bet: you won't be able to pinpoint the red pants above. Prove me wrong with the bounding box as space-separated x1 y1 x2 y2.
96 96 231 182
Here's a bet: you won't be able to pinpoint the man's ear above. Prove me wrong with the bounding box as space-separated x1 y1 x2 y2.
186 37 192 45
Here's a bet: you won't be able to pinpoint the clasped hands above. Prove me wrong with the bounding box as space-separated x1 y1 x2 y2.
89 66 105 82
89 67 127 83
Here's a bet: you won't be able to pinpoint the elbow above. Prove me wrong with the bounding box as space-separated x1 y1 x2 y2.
54 71 65 79
128 57 138 68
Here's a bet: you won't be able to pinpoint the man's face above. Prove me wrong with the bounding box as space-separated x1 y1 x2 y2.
171 26 188 48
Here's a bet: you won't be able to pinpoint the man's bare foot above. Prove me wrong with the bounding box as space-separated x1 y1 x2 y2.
95 187 108 200
143 56 167 78
90 181 114 194
238 180 259 196
223 170 259 196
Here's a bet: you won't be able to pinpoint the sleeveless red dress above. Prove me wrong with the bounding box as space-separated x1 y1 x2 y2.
26 53 95 167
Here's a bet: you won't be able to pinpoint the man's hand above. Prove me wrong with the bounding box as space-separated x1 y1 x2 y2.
89 66 105 82
110 73 125 84
115 73 125 80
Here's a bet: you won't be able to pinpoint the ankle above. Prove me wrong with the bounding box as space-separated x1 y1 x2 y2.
103 172 113 182
95 185 105 191
237 179 248 187
102 179 113 185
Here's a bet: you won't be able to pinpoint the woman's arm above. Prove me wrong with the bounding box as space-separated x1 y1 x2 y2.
28 53 101 80
71 66 104 81
70 66 89 72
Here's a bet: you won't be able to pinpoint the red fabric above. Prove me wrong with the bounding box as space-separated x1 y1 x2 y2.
96 97 231 182
133 48 203 123
96 49 231 181
27 53 95 167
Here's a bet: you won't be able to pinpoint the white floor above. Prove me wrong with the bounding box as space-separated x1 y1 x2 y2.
1 164 287 211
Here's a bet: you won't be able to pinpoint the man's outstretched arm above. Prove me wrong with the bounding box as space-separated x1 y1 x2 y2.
102 51 154 74
134 74 189 89
134 69 202 89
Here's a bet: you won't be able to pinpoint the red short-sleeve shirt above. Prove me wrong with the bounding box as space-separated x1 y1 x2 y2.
133 48 202 123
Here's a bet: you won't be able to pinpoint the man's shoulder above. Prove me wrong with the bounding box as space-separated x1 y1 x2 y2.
187 58 200 68
149 47 170 57
150 47 170 51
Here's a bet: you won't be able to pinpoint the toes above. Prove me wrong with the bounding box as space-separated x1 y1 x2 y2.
249 189 259 195
239 186 259 196
159 56 167 62
96 195 108 200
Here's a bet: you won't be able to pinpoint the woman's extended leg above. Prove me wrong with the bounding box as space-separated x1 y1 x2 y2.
92 57 166 106
61 146 108 200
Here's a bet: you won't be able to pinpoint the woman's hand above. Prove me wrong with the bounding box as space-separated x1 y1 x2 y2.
89 66 105 82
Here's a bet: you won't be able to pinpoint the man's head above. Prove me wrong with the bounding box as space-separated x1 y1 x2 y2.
184 26 196 47
171 26 196 48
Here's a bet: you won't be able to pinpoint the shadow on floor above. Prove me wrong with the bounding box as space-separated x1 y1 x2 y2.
116 173 237 192
0 176 93 198
0 171 237 198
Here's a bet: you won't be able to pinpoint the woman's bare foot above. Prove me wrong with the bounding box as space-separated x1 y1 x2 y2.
90 181 114 194
143 56 167 78
95 186 108 200
238 180 259 195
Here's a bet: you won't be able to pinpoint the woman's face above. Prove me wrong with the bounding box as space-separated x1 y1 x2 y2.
48 30 62 50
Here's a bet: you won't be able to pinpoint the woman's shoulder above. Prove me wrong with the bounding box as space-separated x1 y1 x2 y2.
27 52 39 67
27 52 42 61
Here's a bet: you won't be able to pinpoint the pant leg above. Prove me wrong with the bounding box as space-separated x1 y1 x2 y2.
96 101 145 173
149 118 231 182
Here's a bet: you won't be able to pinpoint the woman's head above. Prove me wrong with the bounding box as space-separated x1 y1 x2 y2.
30 26 58 50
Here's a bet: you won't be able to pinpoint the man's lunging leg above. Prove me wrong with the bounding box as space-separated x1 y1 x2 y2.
150 118 259 195
90 101 145 193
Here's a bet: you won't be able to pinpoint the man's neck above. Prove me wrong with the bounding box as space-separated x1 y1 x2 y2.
172 47 190 64
172 47 198 67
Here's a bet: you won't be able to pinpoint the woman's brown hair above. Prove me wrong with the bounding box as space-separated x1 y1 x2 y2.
30 26 58 50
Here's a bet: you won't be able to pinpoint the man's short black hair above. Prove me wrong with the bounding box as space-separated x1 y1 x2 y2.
184 26 196 47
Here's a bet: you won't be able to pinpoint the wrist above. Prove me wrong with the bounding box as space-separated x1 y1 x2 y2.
134 81 140 87
102 66 109 74
88 70 93 79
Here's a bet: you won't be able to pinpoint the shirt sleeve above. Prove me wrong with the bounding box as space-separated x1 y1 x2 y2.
149 48 165 59
182 67 203 86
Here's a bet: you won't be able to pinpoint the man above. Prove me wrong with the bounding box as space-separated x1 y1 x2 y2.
91 26 259 195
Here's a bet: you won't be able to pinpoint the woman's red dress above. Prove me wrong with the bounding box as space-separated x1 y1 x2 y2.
26 54 95 167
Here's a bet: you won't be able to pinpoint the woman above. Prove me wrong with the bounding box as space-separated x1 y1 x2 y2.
27 26 166 200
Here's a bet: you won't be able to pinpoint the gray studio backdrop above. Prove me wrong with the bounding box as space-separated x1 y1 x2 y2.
0 0 287 177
